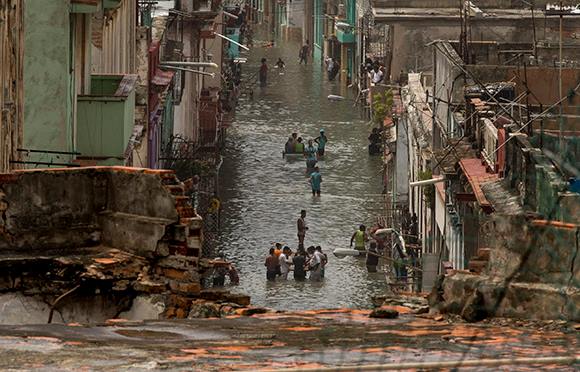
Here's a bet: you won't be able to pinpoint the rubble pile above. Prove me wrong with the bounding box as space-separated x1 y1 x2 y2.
0 167 250 324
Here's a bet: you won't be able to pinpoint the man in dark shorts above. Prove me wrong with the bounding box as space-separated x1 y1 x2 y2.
297 210 308 249
309 166 322 196
264 248 278 281
293 247 307 281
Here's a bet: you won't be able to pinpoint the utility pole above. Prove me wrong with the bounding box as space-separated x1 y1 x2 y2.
558 1 564 156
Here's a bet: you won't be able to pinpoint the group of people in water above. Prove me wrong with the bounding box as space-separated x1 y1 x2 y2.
284 130 328 196
265 243 328 282
264 210 327 282
284 130 327 157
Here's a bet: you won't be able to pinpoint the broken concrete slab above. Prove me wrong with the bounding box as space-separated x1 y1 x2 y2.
0 167 249 324
369 308 399 319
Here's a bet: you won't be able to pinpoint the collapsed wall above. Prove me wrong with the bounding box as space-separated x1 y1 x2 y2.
0 167 243 324
430 215 580 321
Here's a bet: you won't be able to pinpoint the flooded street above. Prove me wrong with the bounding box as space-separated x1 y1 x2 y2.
218 39 390 310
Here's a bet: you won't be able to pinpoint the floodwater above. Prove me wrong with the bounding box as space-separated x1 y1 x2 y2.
218 38 389 310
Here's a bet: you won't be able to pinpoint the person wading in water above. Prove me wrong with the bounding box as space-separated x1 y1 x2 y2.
309 166 322 197
259 58 268 87
350 224 368 252
299 40 310 65
293 247 307 281
314 129 327 156
265 248 278 281
297 210 308 249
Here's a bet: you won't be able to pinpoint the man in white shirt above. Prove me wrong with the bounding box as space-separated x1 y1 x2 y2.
279 246 293 280
370 65 384 86
307 246 323 281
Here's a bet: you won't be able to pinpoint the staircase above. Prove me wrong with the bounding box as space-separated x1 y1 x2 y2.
468 247 491 274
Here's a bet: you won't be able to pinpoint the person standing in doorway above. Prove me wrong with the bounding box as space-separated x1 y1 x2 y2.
299 40 310 65
350 224 368 252
265 248 278 281
314 129 327 156
259 58 268 87
297 210 308 249
309 166 322 197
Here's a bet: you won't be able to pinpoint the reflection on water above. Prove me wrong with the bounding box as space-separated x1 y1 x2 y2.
218 39 389 310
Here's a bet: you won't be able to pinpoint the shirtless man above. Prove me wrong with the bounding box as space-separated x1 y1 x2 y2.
297 210 308 249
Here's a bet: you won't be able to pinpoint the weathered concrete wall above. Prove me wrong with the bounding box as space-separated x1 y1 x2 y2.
435 272 579 321
0 171 100 252
432 215 580 321
0 293 134 325
468 65 580 114
0 168 178 255
485 216 579 286
23 0 72 163
388 18 578 81
0 167 216 324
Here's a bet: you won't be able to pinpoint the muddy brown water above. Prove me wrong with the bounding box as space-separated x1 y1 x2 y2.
217 38 390 310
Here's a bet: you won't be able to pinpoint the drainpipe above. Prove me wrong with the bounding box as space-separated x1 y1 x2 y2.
213 32 250 51
409 177 444 187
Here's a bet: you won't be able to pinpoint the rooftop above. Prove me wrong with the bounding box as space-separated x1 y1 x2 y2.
373 7 558 22
481 179 526 216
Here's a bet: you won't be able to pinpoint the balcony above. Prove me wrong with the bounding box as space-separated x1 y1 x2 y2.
335 23 355 44
103 0 122 9
76 74 137 165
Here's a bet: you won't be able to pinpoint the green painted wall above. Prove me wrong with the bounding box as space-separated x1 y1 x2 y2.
23 0 73 163
313 0 323 61
77 98 135 164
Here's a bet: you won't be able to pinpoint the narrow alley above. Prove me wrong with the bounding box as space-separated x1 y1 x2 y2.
218 37 388 309
0 0 578 370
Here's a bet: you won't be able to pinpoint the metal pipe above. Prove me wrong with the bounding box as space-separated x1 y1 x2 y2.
255 355 580 372
48 285 81 324
409 177 444 187
160 61 218 69
9 161 81 167
213 32 250 51
223 10 238 20
17 148 81 155
159 65 216 78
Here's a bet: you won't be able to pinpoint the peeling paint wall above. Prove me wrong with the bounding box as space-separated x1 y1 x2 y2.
0 0 24 173
92 0 137 75
0 167 213 324
23 0 73 163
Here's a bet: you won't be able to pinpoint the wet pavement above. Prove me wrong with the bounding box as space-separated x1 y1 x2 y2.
0 310 576 371
218 38 389 310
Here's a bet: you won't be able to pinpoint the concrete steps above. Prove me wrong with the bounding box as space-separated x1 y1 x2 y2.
468 247 491 274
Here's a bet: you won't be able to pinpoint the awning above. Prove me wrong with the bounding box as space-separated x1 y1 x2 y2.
458 159 499 213
151 69 175 86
